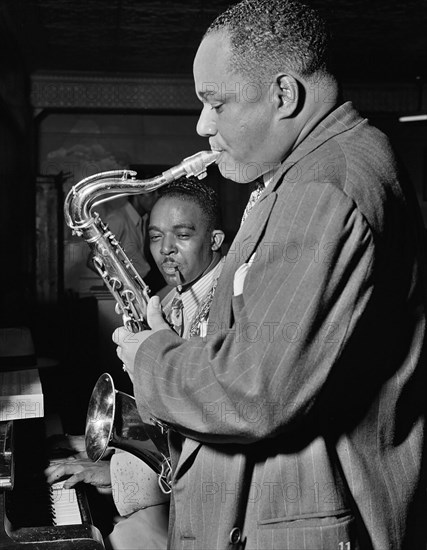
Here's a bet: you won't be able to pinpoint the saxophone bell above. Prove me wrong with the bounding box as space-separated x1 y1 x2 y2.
85 373 172 494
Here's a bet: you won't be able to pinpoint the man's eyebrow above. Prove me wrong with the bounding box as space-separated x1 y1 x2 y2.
148 223 196 231
173 223 196 231
198 89 217 100
148 224 162 232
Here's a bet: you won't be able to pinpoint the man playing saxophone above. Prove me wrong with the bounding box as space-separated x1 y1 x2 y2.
114 1 427 548
46 176 225 550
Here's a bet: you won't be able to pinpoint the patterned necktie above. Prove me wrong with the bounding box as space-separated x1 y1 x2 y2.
240 179 265 225
167 294 184 336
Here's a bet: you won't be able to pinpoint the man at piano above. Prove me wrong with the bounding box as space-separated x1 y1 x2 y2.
45 177 226 550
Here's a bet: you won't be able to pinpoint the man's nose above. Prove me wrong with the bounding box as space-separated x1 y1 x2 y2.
160 235 177 255
196 104 217 137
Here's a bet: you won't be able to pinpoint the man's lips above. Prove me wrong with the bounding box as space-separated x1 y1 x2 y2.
162 262 180 275
210 144 223 156
211 148 225 165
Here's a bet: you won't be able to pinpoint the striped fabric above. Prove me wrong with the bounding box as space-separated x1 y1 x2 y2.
133 102 427 550
162 259 224 339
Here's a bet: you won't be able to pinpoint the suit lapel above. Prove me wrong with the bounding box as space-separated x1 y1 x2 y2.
207 192 277 325
172 438 201 482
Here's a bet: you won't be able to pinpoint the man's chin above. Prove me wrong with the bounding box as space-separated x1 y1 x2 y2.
161 272 178 287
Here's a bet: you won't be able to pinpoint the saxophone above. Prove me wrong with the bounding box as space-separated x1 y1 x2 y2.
64 150 220 493
64 150 219 331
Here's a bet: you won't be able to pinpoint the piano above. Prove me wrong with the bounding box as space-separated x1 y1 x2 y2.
0 418 105 549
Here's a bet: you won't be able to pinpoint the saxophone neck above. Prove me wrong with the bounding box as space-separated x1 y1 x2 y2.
64 150 220 228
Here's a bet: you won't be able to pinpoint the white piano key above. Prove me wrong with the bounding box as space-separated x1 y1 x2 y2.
51 480 82 526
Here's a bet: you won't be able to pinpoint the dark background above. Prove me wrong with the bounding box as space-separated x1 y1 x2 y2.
3 0 426 82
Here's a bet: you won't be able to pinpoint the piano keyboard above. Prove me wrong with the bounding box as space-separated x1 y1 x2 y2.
4 465 89 530
51 480 82 526
0 418 106 549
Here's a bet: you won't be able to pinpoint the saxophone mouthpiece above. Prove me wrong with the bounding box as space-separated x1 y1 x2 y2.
175 268 183 292
163 150 220 183
183 150 221 180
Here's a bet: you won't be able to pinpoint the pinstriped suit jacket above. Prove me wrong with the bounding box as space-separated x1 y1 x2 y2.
134 102 427 549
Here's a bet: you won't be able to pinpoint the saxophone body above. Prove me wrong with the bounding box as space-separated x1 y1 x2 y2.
64 150 220 493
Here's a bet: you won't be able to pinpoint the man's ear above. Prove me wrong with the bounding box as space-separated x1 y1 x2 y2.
273 74 299 117
211 230 225 251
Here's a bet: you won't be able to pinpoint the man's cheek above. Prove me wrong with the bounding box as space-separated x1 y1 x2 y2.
151 250 161 266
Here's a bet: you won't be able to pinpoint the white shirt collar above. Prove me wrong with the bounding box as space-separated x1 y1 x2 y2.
263 167 279 188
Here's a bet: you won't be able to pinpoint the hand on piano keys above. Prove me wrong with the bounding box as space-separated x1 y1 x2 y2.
50 477 93 527
2 419 107 548
45 457 112 492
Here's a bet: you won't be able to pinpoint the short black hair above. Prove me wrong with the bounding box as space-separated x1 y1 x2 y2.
205 0 331 83
158 176 221 231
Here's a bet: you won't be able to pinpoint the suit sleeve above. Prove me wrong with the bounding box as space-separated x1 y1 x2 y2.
133 183 377 444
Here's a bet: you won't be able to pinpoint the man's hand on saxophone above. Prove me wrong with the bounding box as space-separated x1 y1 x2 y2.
113 295 172 382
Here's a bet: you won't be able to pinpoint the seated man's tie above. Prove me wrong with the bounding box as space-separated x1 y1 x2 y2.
168 294 184 336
